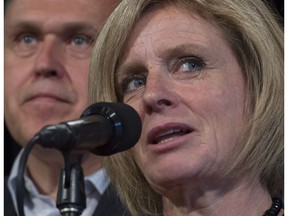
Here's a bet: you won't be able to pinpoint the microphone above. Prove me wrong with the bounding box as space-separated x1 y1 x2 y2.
36 102 142 155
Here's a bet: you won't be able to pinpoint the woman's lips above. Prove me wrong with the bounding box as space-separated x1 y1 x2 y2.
148 123 193 145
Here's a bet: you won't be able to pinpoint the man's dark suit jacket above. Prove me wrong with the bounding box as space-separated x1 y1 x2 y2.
4 177 131 216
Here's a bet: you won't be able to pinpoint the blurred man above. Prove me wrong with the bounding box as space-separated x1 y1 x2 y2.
4 0 130 215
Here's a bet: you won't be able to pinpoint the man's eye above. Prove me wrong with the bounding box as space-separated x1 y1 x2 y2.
71 35 92 47
12 33 38 57
18 33 37 45
67 34 94 58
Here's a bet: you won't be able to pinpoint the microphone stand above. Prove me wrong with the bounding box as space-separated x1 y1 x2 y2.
56 151 86 216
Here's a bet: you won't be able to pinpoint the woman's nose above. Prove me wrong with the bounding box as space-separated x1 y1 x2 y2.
142 72 178 114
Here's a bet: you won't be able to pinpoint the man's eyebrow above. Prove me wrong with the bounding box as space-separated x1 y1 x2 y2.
6 20 99 36
59 22 100 35
5 21 38 33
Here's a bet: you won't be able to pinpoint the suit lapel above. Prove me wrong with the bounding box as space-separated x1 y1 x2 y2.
92 184 131 216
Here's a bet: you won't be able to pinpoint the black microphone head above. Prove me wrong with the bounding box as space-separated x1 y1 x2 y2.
81 102 142 156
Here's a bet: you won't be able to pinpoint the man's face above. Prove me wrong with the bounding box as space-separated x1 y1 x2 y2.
4 0 119 146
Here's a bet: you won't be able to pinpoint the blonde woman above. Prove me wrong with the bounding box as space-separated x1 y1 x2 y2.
89 0 283 215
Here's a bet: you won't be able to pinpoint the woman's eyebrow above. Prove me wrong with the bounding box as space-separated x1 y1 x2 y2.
118 43 209 71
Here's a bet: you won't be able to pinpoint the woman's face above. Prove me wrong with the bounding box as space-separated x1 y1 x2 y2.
117 6 247 192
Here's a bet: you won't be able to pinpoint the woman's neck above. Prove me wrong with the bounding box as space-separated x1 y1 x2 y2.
162 176 275 216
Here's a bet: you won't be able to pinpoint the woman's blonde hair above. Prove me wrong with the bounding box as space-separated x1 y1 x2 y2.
89 0 283 215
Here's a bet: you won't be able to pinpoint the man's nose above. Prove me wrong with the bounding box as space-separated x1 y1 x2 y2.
33 37 65 78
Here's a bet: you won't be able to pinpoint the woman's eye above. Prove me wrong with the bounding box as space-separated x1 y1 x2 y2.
127 79 146 90
120 74 147 93
174 56 205 74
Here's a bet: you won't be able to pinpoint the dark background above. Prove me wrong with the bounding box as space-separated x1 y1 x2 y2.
273 0 284 19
